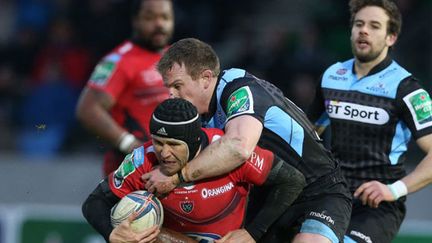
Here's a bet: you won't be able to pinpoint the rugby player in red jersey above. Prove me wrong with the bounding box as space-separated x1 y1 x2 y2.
76 0 173 175
82 98 303 243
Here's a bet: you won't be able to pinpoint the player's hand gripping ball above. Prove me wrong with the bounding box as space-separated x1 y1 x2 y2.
111 190 164 232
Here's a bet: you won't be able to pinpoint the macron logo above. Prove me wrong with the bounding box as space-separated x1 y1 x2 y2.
157 127 168 136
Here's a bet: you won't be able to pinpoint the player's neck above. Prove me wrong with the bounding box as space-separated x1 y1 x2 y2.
354 50 388 79
131 36 165 53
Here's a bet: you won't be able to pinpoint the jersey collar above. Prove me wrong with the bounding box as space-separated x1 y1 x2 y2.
352 54 393 77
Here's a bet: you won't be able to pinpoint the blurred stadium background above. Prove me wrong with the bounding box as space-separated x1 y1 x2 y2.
0 0 430 242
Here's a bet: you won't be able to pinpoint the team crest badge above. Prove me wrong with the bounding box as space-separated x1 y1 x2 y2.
336 68 347 75
180 201 194 214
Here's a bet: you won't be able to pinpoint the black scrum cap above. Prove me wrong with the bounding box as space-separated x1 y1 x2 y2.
150 98 201 160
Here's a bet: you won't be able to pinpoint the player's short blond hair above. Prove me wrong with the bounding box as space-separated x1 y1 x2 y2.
157 38 220 80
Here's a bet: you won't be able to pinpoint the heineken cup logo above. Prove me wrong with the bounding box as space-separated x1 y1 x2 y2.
411 91 432 124
226 86 253 118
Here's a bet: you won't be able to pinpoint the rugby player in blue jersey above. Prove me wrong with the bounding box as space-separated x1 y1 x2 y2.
142 38 352 243
308 0 432 242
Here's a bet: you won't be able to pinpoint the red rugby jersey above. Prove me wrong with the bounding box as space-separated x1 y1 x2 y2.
108 128 274 241
87 41 169 140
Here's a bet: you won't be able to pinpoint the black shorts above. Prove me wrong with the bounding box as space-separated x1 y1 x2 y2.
249 168 352 243
344 198 406 243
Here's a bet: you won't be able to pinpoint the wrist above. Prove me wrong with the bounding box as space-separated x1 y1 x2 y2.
118 132 137 153
387 180 408 200
177 167 187 184
172 173 180 186
244 225 261 242
177 168 186 183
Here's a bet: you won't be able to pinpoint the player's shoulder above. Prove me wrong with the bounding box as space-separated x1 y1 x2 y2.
93 41 132 69
220 68 247 83
320 59 354 87
324 59 353 75
219 68 263 96
109 41 138 60
126 143 158 169
105 40 150 60
385 60 412 81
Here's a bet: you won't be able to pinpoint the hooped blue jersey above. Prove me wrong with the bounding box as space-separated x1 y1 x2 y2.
309 56 432 192
203 68 338 183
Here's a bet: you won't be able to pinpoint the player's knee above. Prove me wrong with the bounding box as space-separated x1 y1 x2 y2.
292 232 332 243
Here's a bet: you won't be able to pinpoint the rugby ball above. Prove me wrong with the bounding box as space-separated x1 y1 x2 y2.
111 190 164 232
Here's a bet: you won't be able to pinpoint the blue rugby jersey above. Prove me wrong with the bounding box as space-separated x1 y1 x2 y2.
309 56 432 192
202 68 337 184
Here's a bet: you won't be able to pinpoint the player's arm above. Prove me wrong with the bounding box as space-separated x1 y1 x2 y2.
401 134 432 193
110 215 160 243
355 81 432 207
156 228 198 243
245 156 306 241
182 115 262 181
82 179 120 242
143 115 262 194
393 83 432 196
225 152 306 242
76 88 141 153
355 134 432 208
83 147 149 241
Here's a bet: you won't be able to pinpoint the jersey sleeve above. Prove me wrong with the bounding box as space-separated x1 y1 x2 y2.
230 145 274 185
108 146 153 198
87 53 128 101
396 77 432 140
220 78 269 124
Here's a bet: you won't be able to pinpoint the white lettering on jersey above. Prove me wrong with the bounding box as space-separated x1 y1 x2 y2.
350 230 372 243
201 182 234 199
249 151 263 171
309 211 335 225
326 100 389 125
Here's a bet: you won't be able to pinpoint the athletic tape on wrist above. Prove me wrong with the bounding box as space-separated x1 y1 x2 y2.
388 180 408 200
119 133 136 153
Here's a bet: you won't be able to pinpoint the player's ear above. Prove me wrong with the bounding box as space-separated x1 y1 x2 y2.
200 69 213 89
386 33 397 47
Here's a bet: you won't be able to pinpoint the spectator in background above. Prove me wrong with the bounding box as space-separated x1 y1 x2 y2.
76 0 174 176
0 64 22 150
31 17 92 90
16 17 90 157
71 0 132 59
308 0 432 242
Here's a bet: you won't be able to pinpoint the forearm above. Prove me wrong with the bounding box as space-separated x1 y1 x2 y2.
78 103 126 146
76 88 135 148
82 180 120 241
156 228 198 243
401 152 432 194
182 136 250 182
245 158 306 240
